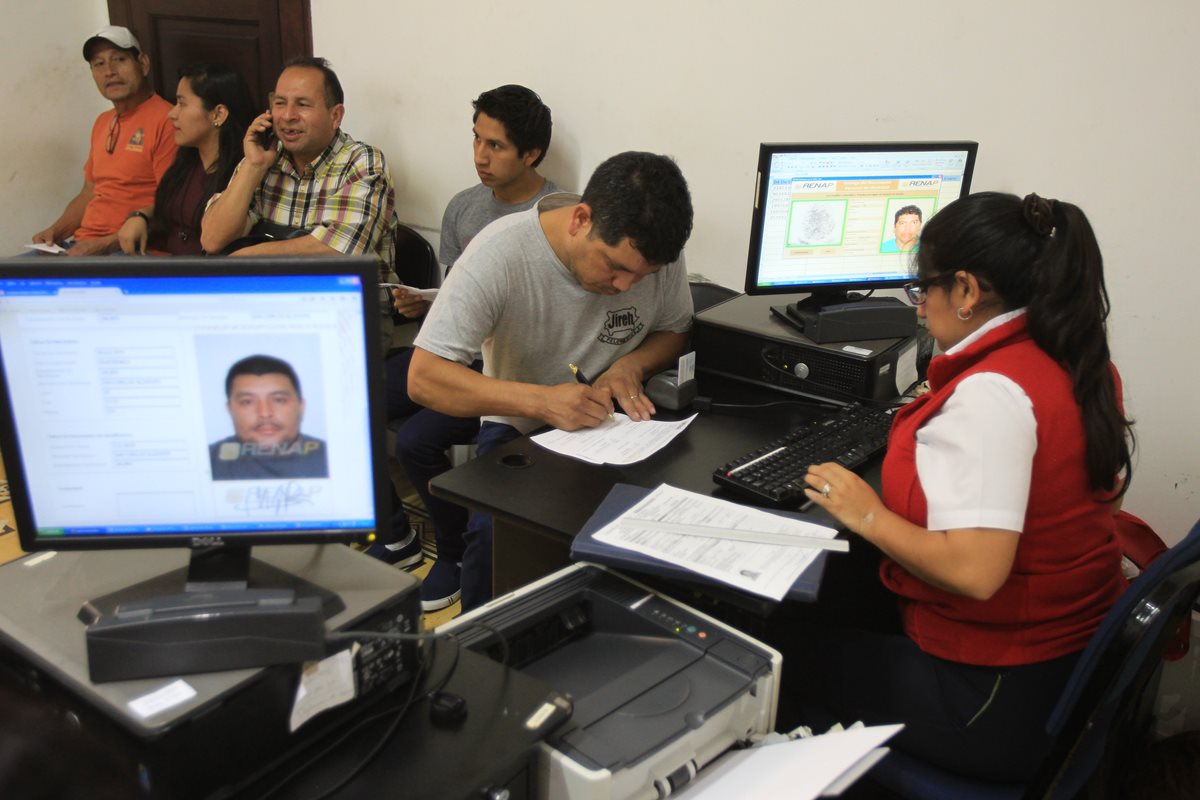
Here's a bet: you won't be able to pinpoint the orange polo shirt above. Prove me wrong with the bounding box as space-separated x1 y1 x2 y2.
78 93 177 240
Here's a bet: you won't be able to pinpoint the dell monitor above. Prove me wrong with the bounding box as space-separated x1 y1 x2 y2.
744 142 977 340
0 257 391 679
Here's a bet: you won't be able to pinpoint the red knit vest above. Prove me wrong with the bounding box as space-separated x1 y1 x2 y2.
880 316 1126 665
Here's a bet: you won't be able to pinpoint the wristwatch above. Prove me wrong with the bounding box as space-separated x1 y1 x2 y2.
127 210 150 224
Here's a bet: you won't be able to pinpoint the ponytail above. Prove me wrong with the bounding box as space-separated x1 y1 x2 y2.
1021 194 1133 497
917 192 1134 496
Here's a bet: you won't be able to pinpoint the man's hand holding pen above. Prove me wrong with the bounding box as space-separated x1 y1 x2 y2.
570 362 657 423
541 369 612 431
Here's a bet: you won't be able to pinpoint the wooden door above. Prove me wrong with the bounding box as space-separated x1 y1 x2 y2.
106 0 311 106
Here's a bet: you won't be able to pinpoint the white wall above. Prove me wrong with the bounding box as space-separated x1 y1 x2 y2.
314 0 1196 541
4 1 1196 542
1 1 110 245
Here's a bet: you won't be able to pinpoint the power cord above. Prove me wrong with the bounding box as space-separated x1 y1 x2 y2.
256 621 513 800
256 647 428 800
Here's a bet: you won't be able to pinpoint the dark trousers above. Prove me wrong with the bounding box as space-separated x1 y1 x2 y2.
772 548 1080 785
784 623 1077 783
384 347 481 558
460 421 522 612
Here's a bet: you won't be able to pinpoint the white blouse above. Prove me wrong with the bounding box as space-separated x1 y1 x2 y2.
915 309 1036 533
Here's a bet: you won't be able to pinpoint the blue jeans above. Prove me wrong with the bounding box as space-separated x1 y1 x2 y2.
460 421 522 611
384 347 481 558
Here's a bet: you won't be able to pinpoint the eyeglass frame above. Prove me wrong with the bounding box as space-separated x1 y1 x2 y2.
902 273 956 305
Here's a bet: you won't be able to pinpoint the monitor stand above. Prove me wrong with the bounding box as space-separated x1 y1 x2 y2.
79 546 340 683
775 290 916 343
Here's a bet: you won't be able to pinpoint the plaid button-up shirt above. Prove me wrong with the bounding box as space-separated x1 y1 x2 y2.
236 129 397 271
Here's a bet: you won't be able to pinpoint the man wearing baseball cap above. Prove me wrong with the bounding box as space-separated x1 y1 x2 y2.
32 26 177 255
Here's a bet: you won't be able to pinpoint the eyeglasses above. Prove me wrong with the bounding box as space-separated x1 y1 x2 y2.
902 274 953 305
105 114 121 155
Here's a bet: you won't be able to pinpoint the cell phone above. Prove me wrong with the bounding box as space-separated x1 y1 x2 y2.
257 119 277 151
258 99 277 151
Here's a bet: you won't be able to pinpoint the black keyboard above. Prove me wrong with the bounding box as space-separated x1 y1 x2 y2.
712 403 896 508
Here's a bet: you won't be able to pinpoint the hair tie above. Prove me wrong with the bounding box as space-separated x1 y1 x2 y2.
1022 193 1056 237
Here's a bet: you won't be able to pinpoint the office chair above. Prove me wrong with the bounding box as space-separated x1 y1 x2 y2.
688 280 740 314
393 223 439 290
868 516 1200 800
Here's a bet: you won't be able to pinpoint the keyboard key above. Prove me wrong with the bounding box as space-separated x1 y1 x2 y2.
712 403 895 508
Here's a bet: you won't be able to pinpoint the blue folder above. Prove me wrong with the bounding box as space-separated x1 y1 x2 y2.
569 483 840 602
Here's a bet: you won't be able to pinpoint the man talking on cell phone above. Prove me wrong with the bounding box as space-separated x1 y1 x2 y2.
200 56 396 270
201 56 410 553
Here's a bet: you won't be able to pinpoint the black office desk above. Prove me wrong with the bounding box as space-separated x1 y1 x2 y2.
429 389 884 620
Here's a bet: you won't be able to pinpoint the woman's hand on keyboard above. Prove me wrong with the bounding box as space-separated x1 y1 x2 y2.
803 463 884 537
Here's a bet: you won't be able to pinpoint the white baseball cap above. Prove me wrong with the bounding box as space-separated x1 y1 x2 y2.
83 25 142 60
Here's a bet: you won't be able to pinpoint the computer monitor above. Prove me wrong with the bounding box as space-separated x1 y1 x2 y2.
744 141 978 308
0 258 390 678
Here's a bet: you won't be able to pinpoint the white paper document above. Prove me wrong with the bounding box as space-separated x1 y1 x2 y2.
127 679 197 720
289 647 357 732
23 243 65 254
381 282 439 301
676 724 903 799
531 412 697 465
591 484 841 600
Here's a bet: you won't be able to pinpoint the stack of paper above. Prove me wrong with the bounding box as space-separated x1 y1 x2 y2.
591 484 843 601
676 724 903 799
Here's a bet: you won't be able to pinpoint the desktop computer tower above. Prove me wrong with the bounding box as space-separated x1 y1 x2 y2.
0 545 420 800
693 294 922 403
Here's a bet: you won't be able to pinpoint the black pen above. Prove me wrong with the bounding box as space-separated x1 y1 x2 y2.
568 362 592 385
568 363 614 419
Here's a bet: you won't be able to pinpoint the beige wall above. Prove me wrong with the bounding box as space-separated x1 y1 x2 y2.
313 0 1198 542
4 0 1198 542
1 2 112 247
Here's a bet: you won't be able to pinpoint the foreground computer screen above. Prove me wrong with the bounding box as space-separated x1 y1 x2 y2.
744 141 978 299
0 257 388 552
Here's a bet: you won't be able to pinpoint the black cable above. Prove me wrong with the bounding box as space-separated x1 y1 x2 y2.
256 620 514 799
257 627 443 800
256 649 428 800
301 655 427 800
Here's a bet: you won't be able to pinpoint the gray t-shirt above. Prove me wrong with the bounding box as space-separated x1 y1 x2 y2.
438 178 561 268
416 193 693 433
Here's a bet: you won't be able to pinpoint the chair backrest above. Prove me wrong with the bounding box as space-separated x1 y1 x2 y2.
688 281 740 314
1031 517 1200 798
394 223 439 289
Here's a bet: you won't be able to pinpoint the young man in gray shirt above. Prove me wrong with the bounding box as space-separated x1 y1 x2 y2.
410 151 695 610
384 85 555 610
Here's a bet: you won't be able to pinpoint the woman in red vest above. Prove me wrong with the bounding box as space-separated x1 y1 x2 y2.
799 192 1134 781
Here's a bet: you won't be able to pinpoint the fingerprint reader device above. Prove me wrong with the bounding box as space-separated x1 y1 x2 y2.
646 351 698 410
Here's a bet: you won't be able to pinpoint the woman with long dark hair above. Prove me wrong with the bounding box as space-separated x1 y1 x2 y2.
118 63 253 254
797 191 1135 781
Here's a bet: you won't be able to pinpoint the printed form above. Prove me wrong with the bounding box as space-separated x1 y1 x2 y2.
531 413 697 465
591 484 841 600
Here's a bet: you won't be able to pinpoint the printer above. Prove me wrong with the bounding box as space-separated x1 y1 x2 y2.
443 564 780 800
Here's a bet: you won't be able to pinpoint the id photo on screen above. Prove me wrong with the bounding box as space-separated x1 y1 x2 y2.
196 335 329 481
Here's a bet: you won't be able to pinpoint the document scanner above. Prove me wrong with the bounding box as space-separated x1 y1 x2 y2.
443 564 780 800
